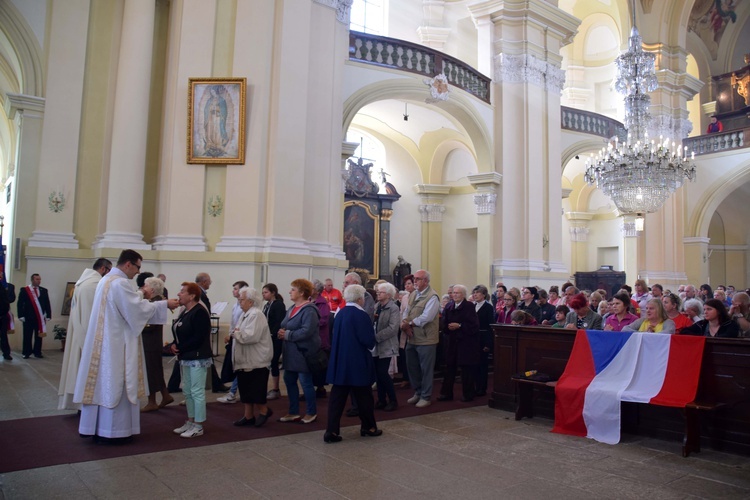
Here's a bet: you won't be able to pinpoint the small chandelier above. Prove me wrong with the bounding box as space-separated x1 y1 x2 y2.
584 1 696 218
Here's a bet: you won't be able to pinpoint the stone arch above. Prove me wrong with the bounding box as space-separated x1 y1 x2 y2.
429 139 477 184
342 78 493 173
0 1 44 97
688 159 750 238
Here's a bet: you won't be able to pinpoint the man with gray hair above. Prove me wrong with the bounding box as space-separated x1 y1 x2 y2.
343 272 375 320
401 269 440 408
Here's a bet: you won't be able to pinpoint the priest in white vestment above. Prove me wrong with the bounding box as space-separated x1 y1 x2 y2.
74 250 178 440
58 258 112 410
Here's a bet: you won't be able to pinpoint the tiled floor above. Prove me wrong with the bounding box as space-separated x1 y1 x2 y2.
2 349 750 499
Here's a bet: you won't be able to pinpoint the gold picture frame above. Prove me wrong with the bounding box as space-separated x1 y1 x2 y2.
187 77 247 164
343 200 380 280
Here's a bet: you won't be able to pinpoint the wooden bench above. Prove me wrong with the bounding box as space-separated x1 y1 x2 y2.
683 401 727 457
511 377 557 421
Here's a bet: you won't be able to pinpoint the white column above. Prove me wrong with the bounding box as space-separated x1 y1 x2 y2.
4 94 45 283
93 0 156 250
468 172 501 287
152 0 217 251
28 0 91 249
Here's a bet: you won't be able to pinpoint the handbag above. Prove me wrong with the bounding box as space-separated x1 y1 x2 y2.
297 343 328 373
220 338 235 382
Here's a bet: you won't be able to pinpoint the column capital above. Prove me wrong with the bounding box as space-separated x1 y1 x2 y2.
419 204 446 223
313 0 352 24
569 226 589 242
4 93 45 119
494 53 566 93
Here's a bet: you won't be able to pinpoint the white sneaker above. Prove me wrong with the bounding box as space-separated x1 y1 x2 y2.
217 392 237 403
407 394 420 404
416 399 431 408
180 424 203 438
267 389 281 400
173 421 193 434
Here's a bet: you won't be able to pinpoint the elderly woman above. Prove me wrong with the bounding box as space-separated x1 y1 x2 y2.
278 279 321 424
662 293 693 333
373 282 400 411
623 298 676 333
140 276 173 412
603 292 639 332
261 283 286 400
324 284 378 443
171 282 212 438
473 285 495 397
683 298 704 323
564 293 603 330
438 285 480 402
683 299 740 338
229 287 274 427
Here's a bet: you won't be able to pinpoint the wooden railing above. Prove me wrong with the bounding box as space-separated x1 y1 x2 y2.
683 128 747 156
560 107 626 140
348 30 491 104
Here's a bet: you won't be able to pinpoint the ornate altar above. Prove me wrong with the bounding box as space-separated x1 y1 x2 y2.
343 157 400 284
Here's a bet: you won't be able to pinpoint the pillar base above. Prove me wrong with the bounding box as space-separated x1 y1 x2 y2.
92 231 151 250
151 235 207 252
27 231 79 249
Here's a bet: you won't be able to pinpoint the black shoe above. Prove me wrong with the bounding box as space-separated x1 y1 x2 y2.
345 408 359 417
213 385 230 393
234 416 256 427
324 432 343 443
360 428 383 437
383 401 398 412
22 355 30 359
375 401 387 410
93 435 133 445
3 355 12 361
255 408 273 428
437 395 453 401
34 354 44 358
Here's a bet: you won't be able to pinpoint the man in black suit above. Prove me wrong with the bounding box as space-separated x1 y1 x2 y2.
0 273 12 360
17 273 52 359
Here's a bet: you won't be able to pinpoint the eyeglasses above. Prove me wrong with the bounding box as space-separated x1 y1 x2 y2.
132 262 141 270
414 277 426 281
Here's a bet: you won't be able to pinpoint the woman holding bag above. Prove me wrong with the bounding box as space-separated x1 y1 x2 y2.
278 279 321 424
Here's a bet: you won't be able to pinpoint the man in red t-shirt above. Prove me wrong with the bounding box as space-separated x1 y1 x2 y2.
321 278 343 312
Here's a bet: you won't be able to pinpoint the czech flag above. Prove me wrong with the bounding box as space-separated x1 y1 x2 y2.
552 330 705 444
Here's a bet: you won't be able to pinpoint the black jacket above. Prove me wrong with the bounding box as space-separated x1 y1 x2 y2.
17 285 51 329
172 304 213 360
682 319 740 338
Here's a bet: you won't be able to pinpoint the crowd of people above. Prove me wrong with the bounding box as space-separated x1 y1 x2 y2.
487 279 749 338
7 250 749 446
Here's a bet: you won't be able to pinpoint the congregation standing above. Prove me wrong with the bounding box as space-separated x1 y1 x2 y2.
5 249 749 446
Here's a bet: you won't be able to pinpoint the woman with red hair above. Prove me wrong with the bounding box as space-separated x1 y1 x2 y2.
564 293 603 330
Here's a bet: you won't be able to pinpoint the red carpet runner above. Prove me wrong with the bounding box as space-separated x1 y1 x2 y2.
0 384 488 473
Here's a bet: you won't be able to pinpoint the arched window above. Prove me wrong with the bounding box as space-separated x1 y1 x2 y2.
350 0 386 35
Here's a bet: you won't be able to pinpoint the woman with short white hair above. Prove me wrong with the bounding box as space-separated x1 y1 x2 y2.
373 282 399 411
325 284 379 443
140 277 173 412
229 287 274 427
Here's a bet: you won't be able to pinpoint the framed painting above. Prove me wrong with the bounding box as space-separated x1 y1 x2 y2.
187 77 247 164
61 282 75 316
343 201 379 279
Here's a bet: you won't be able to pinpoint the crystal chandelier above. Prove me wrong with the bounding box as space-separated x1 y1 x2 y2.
584 2 696 218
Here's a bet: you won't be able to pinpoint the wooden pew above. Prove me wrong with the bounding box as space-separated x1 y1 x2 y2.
489 325 750 456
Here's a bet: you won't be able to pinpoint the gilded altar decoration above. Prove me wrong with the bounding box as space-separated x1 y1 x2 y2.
345 157 380 197
423 74 450 103
48 190 66 213
187 78 246 164
207 195 224 217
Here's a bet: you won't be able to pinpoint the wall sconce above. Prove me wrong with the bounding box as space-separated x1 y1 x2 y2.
403 102 409 121
635 214 645 232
